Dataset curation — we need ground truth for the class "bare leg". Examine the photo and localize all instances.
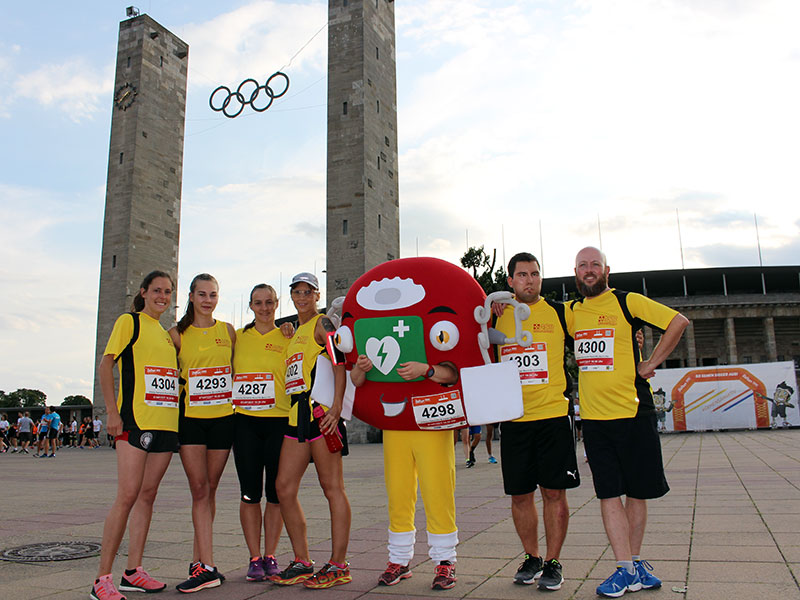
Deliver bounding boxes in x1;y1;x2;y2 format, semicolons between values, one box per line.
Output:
275;437;312;562
540;488;568;561
311;438;351;564
625;498;647;556
511;492;539;556
264;502;283;556
125;452;173;569
180;445;214;565
96;442;148;577
600;497;632;561
485;425;494;457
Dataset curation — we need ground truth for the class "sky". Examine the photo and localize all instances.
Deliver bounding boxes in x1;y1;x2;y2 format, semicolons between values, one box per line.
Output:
1;0;799;403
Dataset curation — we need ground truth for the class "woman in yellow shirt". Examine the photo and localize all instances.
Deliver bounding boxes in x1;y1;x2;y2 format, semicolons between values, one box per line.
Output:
169;273;235;593
271;272;351;589
232;284;292;581
92;270;178;600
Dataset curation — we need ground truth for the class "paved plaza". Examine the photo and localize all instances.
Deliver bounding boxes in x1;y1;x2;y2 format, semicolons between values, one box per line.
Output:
1;429;799;600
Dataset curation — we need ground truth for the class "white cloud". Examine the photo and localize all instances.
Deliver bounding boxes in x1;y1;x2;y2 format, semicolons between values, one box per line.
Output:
13;58;112;122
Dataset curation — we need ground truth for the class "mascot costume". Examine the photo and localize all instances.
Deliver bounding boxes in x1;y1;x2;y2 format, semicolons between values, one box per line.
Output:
332;257;529;586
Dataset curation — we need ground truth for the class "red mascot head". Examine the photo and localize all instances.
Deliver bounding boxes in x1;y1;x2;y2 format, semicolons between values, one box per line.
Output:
335;257;486;431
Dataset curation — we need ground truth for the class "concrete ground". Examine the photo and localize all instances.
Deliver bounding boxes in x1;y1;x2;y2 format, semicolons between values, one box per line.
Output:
1;429;799;600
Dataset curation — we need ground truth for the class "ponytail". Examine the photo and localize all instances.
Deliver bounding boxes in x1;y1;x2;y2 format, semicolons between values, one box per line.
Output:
131;270;174;312
176;273;218;334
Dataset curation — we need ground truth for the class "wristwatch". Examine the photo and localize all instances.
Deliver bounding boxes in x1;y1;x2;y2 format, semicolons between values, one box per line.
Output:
424;365;435;379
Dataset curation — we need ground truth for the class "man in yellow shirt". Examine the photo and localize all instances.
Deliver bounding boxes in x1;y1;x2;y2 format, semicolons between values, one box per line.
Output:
494;252;579;591
568;247;688;598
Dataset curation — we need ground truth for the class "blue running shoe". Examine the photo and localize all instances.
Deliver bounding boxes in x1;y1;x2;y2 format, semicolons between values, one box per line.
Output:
634;560;662;589
596;566;641;597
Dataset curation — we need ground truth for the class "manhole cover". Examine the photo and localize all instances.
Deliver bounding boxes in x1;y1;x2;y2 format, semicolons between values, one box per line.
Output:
0;541;101;563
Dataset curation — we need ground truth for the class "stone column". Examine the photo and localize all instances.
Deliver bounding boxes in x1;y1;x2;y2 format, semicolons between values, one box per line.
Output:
643;328;654;358
725;317;737;364
685;320;697;367
764;316;778;362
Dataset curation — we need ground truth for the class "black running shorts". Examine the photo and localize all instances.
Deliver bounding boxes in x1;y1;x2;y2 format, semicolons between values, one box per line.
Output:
500;416;580;495
232;413;287;504
117;429;179;453
178;414;235;450
582;412;669;500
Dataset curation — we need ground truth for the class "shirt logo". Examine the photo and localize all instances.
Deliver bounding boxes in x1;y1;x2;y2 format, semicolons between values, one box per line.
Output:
598;315;617;325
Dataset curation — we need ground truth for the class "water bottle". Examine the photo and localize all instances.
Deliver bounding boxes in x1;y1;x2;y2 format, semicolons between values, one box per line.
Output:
312;405;343;453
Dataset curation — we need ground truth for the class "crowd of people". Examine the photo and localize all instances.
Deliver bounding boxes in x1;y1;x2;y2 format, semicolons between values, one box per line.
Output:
82;245;686;600
1;412;105;456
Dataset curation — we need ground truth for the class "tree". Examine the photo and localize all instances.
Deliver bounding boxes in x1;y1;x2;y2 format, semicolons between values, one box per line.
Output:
0;390;13;409
460;245;508;294
7;388;47;408
62;395;92;406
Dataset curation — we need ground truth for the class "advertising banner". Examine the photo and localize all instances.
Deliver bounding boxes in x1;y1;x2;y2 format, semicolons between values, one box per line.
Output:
649;361;798;432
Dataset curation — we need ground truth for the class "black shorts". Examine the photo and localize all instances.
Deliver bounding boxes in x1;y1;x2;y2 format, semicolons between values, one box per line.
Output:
233;414;287;504
84;430;95;440
48;429;59;440
582;412;669;500
500;416;580;495
117;429;179;453
285;418;349;456
179;414;235;450
38;431;48;442
574;419;582;431
19;431;32;443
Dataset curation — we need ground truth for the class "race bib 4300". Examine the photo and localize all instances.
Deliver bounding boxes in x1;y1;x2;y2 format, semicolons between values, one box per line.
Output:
575;329;615;371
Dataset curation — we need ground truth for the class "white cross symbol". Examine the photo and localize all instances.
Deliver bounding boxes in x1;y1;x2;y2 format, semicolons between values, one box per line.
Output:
392;319;410;338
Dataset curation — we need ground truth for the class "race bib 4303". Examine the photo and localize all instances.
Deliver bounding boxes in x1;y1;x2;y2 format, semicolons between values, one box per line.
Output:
501;342;549;385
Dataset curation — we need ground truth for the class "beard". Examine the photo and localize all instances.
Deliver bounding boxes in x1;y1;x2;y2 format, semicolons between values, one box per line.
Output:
576;272;608;298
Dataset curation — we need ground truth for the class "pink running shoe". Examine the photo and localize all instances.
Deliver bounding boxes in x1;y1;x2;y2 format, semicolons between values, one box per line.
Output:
119;566;167;593
90;575;127;600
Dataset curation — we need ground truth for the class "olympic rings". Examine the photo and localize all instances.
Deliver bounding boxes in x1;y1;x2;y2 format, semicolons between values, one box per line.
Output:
209;72;290;118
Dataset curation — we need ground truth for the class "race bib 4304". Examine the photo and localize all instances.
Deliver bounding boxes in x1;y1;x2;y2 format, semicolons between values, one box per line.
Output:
144;366;179;407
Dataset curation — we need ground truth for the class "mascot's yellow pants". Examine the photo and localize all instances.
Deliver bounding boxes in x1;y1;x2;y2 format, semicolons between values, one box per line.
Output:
383;429;458;565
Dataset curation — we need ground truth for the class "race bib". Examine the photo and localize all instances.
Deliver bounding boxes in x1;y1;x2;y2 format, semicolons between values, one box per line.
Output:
500;342;549;385
232;372;276;410
575;329;615;371
285;352;307;394
187;366;232;406
144;366;179;407
412;390;467;430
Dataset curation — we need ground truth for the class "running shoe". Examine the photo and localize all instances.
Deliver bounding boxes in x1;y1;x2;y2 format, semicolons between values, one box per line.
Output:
245;557;266;582
270;559;314;585
119;566;167;593
431;560;456;590
303;562;352;589
263;555;280;577
378;562;412;586
538;559;564;591
187;562;199;577
23;448;29;453
634;560;662;589
91;575;127;600
596;566;642;598
465;459;474;468
514;553;543;585
176;563;222;593
488;455;497;464
48;453;55;458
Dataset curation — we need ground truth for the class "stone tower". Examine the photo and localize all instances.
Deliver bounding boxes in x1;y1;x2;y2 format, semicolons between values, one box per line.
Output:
326;0;400;303
92;14;188;407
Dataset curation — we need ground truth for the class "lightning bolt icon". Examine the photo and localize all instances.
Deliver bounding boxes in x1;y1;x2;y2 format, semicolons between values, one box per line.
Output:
377;342;389;367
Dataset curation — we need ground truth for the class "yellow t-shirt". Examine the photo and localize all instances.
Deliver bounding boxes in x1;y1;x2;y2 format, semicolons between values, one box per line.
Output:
232;326;290;418
178;321;234;419
104;312;179;432
567;289;678;420
284;314;325;427
495;298;571;421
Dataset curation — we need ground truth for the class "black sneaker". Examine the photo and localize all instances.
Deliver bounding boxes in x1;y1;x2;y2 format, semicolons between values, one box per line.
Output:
514;553;543;585
270;559;314;585
538;559;564;591
176;563;222;593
